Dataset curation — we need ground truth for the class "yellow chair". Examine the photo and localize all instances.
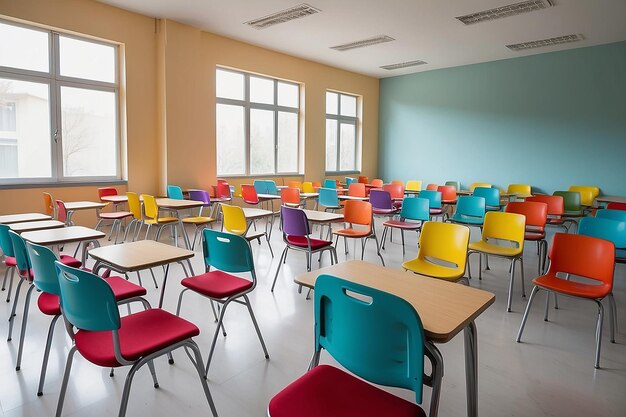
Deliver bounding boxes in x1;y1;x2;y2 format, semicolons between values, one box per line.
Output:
402;221;470;284
221;204;273;257
507;184;532;198
469;182;491;192
568;185;600;207
405;180;422;192
141;194;179;242
123;192;144;242
467;211;526;312
302;182;315;193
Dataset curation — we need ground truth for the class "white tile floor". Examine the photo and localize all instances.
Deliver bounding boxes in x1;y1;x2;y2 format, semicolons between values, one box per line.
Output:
1;216;625;417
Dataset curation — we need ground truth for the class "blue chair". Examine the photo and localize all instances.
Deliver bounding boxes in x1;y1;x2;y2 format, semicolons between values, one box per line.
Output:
167;185;184;200
176;229;269;375
323;179;337;189
0;223;17;302
265;180;279;195
596;208;626;223
253;179;270;195
268;274;443;417
54;262;218;417
345;177;357;187
449;196;486;227
473;187;501;211
418;190;444;220
382;197;430;254
318;187;341;212
579;216;626;263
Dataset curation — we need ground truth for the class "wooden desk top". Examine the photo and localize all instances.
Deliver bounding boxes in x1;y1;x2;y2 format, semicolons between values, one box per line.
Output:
64;201;107;211
100;195;128;203
22;226;105;246
242;207;274;220
295;260;495;343
596;195;626;204
9;220;65;233
89;240;194;272
0;213;51;224
303;209;344;223
156;198;204;209
338;195;369;201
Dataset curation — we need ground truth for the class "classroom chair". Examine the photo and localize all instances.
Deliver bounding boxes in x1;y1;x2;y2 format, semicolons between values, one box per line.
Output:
166;185;184;199
469;182;491;192
185;190;216;249
505;201;549;274
473;186;501;211
419;190;444;220
96;187;133;244
568;185;600;207
382;197;430;254
318;187;342;212
333;200;385;266
448;196;485;228
406;180;422;192
141;194;179;242
221;204;274;257
507;184;532;198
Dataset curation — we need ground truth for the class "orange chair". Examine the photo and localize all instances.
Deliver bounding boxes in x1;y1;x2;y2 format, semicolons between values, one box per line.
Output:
358;176;369;184
43;192;55;219
526;195;569;233
288;181;303;190
438;185;457;219
426;183;438;191
311;181;321;189
516;233;616;368
390;180;404;186
333;200;385;265
241;184;261;207
370;178;384;188
505;201;548;274
382;183;404;208
340;183;366;207
281;187;302;208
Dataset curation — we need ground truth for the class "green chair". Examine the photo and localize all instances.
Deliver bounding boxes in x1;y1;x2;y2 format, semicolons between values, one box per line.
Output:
553;190;584;231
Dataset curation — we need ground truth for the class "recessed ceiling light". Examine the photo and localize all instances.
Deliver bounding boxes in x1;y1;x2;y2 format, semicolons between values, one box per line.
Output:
456;0;554;25
245;4;320;29
330;35;395;52
506;34;584;51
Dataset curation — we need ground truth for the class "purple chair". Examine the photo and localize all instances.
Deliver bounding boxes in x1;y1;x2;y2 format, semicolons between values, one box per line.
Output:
186;190;216;249
369;190;398;216
271;206;338;292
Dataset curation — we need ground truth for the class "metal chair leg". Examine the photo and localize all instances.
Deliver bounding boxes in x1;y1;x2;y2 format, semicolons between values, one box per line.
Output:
594;301;605;369
516;286;540;342
55;345;78;417
15;284;35;370
271;247;288;292
243;294;269;359
38;314;61;396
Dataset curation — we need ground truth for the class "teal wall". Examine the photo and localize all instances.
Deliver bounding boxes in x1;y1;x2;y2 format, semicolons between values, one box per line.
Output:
379;41;626;196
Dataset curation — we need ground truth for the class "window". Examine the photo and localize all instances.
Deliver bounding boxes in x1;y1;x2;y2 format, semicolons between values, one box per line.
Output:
216;68;300;176
0;19;120;183
325;91;360;173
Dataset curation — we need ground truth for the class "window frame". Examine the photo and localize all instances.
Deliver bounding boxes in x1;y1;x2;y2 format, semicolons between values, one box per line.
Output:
216;67;301;177
0;18;122;186
325;90;360;174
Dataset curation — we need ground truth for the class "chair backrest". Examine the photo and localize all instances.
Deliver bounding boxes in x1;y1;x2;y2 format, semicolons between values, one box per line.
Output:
473;186;500;207
167;185;184;200
357;176;369;184
481;211;525;250
607;202;626;211
426;183;438;191
56;200;68;224
345;177;357;187
370;178;384;188
302;181;315;193
188;189;211;206
391;180;404;186
126;192;143;220
445;181;460;190
43;192;55;218
507;184;531;196
216;181;232;198
281;187;301;205
323;179;337;189
369;190;393;210
470;182;491;192
314;274;425;402
437;185;457;202
526;194;564;217
318;188;339;208
220;204;247;234
202;229;255;274
418;221;470;275
596;209;626;223
311;181;321;189
405;180;422;191
241;184;260;204
568;185;600;206
26;241;61;295
141;194;159;220
455;196;486;220
253;180;268;195
418;190;442;209
553;191;582;212
8;230;31;274
280;205;311;237
343;200;372;227
55;262;120;332
547;233;614;288
98;187;118;201
347;182;366;197
288;181;302;190
399;197;430;222
265;180;279;195
382;183;404;200
505;201;548;230
578;217;626;250
0;224;15;258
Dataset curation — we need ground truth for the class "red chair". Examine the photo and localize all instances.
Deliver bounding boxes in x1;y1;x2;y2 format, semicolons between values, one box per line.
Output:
426;183;438;191
516;233;617;368
505;201;549;274
526;194;568;233
383;183;405;208
358;176;369;184
607;202;626;211
438;185;457;219
241;184;261;206
281;187;302;208
96;187;133;244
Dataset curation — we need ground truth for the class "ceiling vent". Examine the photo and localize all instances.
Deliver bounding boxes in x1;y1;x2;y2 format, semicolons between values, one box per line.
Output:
456;0;553;25
245;4;320;29
506;34;583;51
380;60;428;70
330;35;395;51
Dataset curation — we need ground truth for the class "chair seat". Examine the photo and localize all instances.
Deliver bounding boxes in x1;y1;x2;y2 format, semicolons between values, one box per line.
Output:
286;235;333;250
268;364;425;417
74;308;199;367
450;215;484;225
4;256;16;267
182;216;215;225
145;217;178;225
485;206;501;212
211;197;231;203
563;211;584;218
38;292;61;316
372;208;397;215
533;274;612;299
524;231;546;241
429;208;443;215
468;241;522;257
383;220;422;230
547;218;565;225
105;275;148;299
402;258;464;281
333;228;371;238
60;255;82;268
181;270;253;299
98;211;133;220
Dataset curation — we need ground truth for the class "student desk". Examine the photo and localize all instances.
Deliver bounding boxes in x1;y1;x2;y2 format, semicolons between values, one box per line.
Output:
302;209;343;239
295;260;495;417
21;226;105;265
0;213;51;224
9;220;65;233
155;198;205;249
63;201;107;225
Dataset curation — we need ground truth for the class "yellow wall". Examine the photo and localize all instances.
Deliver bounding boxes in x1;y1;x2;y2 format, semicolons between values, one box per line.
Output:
0;0;379;221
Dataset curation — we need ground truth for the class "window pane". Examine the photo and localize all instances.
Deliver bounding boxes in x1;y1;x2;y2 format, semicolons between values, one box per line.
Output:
277;112;298;173
59;36;115;83
0;78;51;178
339;122;356;171
326;92;338;115
325;119;337;172
216;69;244;100
250;76;274;105
0;22;49;73
61;86;117;177
278;82;298;108
340;94;357;117
250;108;274;174
216;104;245;175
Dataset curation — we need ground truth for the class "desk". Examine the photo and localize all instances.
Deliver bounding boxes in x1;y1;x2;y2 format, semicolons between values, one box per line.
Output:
0;213;51;224
89;240;194;308
595;195;626;205
303;209;344;239
338;195;368;201
156;198;204;249
404;189;421;196
64;201;107;225
21;226;105;265
9;220;65;233
295;260;495;417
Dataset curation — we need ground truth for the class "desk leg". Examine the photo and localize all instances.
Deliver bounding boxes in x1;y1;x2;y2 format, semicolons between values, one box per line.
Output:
158;264;170;308
464;321;478;417
176;214;191;249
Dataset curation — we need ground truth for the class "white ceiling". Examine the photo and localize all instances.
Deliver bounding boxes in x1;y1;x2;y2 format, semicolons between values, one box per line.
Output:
97;0;626;78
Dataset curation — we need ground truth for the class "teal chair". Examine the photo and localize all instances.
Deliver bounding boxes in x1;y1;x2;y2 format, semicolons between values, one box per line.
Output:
176;229;269;375
167;185;184;200
382;197;430;254
0;223;17;302
449;196;486;227
265;180;279;195
323;179;337;189
418;190;444;220
579;216;626;263
268;274;443;417
345;177;357;187
596;209;626;223
318;187;341;212
473;187;501;211
54;261;218;417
